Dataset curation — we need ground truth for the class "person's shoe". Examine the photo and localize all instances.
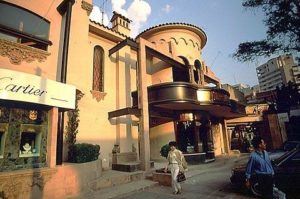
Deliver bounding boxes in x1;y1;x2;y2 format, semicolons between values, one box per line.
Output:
177;189;182;194
173;191;179;195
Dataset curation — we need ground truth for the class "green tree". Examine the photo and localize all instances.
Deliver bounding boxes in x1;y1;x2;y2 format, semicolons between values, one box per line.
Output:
65;91;83;162
233;0;300;62
276;81;300;112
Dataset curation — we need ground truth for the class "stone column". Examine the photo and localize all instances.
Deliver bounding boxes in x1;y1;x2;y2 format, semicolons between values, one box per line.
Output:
221;119;230;154
136;38;151;171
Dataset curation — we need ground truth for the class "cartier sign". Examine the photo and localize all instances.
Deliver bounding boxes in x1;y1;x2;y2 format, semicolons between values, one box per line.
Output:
0;68;76;109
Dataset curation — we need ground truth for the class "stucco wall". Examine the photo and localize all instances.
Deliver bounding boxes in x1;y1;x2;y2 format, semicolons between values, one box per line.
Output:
66;1;139;168
149;122;175;161
0;159;102;199
142;28;203;66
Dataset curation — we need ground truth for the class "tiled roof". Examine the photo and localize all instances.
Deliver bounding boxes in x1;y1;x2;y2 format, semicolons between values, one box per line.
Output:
136;22;207;47
110;11;132;23
89;20;135;40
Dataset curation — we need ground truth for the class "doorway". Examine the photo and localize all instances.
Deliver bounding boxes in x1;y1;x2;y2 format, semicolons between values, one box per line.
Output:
176;121;195;153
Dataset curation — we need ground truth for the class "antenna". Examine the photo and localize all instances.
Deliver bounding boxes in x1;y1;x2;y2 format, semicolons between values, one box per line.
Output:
100;0;109;24
210;51;221;68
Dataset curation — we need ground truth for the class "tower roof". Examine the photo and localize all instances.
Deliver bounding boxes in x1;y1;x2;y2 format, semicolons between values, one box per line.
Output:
110;11;132;23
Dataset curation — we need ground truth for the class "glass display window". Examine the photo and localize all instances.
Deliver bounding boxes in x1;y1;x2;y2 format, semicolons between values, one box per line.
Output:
19;125;42;157
0;123;8;159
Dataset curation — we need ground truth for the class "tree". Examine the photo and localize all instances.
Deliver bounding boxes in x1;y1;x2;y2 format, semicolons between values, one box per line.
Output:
233;0;300;62
65;91;84;162
276;81;300;112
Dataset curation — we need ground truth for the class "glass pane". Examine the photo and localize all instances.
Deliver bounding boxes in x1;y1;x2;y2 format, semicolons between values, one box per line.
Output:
0;32;18;42
0;2;50;40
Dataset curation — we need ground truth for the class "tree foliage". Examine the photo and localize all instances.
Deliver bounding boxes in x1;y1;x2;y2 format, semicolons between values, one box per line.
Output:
65;93;81;162
234;0;300;62
276;81;300;112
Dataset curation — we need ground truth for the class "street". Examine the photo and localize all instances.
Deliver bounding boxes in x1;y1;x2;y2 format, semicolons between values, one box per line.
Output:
116;155;255;199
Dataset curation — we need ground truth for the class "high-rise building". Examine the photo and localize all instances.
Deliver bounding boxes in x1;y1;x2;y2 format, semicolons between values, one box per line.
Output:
256;54;299;92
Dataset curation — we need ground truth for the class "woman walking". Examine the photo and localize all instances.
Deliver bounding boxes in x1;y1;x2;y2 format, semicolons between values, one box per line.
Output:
164;141;187;194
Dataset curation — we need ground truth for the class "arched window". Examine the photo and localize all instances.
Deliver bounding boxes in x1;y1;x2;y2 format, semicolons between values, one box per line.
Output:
194;60;201;84
173;56;190;83
93;46;104;92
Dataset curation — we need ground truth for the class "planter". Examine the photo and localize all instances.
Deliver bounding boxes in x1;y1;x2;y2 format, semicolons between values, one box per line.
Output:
153;168;171;186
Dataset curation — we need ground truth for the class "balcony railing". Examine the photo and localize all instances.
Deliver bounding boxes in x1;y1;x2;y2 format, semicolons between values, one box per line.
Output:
132;82;231;107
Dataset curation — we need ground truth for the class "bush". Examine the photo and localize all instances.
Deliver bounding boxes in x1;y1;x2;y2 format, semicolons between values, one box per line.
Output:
69;143;100;163
160;144;170;159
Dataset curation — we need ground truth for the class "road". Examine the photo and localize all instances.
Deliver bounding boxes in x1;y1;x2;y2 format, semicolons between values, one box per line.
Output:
116;154;256;199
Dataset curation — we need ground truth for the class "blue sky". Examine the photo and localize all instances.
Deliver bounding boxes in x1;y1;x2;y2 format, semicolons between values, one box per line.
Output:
93;0;269;86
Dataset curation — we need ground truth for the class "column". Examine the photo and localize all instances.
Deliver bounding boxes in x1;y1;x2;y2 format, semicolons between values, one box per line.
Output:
136;38;150;171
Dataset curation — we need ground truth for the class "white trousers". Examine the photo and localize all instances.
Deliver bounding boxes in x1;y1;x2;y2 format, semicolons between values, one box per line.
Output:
170;164;181;192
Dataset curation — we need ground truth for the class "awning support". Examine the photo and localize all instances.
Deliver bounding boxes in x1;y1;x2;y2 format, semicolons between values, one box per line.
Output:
108;107;141;119
109;38;138;56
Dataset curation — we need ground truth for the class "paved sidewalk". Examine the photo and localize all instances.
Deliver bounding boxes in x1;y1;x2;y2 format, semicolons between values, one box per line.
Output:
70;153;249;199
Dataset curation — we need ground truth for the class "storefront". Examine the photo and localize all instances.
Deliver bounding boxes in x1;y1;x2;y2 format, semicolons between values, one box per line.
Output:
0;68;76;171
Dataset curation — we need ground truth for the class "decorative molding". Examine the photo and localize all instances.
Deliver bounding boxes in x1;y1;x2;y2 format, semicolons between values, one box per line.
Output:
0;39;50;65
76;89;85;101
90;90;107;102
81;1;93;16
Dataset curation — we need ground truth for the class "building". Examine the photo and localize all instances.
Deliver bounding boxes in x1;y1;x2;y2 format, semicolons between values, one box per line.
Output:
256;54;299;92
292;64;300;92
222;84;247;105
0;0;245;198
0;0;84;198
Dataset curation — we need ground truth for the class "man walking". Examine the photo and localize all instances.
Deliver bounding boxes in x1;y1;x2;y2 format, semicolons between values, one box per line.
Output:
245;136;274;199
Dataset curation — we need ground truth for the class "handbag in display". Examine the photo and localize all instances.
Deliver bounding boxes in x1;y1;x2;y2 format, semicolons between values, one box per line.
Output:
177;172;186;182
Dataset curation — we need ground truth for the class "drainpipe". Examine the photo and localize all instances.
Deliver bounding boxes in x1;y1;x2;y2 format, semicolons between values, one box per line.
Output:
56;0;75;165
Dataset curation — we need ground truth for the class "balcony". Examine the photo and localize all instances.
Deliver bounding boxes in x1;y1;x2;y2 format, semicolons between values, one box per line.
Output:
132;82;245;119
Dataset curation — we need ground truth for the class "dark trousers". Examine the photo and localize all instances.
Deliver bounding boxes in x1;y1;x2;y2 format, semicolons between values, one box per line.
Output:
257;174;274;199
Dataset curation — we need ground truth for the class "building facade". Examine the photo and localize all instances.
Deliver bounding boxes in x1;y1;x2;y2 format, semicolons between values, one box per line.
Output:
256;54;299;92
0;0;245;198
67;4;245;169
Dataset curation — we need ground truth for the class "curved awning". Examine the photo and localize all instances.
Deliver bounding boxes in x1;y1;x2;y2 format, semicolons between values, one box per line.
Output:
132;82;246;119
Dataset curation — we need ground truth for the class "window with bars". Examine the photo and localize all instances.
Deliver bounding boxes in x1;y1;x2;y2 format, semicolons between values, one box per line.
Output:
93;46;104;92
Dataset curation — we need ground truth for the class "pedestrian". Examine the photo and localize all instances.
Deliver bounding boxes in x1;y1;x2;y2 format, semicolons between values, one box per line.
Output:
164;141;187;194
245;136;274;199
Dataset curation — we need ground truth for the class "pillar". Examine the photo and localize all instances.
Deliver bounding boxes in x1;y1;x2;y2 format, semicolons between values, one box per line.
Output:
137;38;151;171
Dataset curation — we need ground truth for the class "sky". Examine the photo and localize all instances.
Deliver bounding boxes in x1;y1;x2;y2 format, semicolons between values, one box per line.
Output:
91;0;270;87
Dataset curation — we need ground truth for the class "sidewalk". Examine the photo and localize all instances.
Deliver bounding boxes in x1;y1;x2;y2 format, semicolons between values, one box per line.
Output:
71;153;249;199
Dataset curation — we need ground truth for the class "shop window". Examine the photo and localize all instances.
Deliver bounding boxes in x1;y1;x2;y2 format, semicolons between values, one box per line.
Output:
93;45;104;92
0;123;8;159
0;1;51;50
19;125;42;157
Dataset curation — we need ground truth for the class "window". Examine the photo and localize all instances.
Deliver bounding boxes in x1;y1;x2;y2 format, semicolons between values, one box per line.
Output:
0;123;8;159
288;151;300;167
19;129;42;157
93;46;104;92
0;1;51;50
194;60;201;84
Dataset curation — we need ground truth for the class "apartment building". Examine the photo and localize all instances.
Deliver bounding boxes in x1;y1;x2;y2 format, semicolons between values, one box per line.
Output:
256;54;299;92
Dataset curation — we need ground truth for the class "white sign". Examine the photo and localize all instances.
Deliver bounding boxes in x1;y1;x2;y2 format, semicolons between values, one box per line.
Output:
0;68;76;109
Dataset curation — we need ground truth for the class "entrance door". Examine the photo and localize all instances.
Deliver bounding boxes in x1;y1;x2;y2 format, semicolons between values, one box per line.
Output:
176;121;195;153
